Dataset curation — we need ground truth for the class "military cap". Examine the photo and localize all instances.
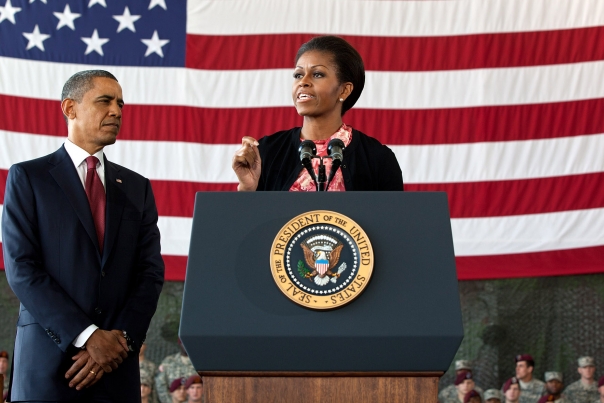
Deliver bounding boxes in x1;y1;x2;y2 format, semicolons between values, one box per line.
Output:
140;372;153;387
455;360;472;371
503;377;520;393
464;390;481;403
455;370;473;386
484;388;504;401
169;377;187;393
544;371;563;382
578;356;595;367
598;375;604;388
0;351;8;359
537;395;556;403
185;375;202;389
515;354;534;363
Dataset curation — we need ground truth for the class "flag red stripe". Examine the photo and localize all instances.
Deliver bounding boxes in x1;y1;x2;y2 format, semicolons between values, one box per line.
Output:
406;173;604;218
185;27;604;71
2;173;603;219
3;94;604;145
0;245;189;281
456;245;604;280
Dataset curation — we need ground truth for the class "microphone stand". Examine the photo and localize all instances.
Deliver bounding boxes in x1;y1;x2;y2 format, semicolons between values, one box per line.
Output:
316;157;327;192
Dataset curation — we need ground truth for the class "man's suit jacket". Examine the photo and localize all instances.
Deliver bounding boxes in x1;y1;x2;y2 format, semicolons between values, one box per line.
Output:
1;145;165;402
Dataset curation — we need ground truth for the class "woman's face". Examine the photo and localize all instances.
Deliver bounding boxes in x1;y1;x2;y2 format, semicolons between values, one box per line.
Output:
292;50;351;118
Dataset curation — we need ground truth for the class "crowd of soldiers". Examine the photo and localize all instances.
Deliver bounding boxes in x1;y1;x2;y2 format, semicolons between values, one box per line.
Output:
439;355;604;403
139;341;200;403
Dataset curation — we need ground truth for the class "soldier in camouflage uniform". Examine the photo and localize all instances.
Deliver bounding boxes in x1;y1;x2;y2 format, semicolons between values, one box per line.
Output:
138;343;159;403
141;371;154;403
442;371;477;403
440;360;485;402
564;356;598;403
0;351;9;394
507;354;545;403
155;343;196;403
539;371;568;403
503;377;522;403
593;376;604;403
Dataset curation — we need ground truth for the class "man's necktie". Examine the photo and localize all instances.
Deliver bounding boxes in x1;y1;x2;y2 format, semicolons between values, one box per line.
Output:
85;156;106;253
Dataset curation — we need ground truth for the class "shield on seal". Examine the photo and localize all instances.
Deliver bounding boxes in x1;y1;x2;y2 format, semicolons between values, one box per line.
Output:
315;259;329;276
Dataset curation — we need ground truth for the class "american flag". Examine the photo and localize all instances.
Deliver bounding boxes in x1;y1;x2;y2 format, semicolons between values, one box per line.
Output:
1;0;603;280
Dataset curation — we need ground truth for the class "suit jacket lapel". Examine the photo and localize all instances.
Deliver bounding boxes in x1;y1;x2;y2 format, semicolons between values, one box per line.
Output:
102;157;125;267
48;146;101;258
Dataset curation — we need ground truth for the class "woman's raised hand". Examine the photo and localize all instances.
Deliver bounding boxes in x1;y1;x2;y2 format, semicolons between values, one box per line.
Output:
232;136;261;191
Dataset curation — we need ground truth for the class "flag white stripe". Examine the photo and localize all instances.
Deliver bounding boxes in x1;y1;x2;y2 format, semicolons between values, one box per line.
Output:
2;130;603;184
451;207;604;256
187;0;604;37
4;204;600;257
3;57;604;109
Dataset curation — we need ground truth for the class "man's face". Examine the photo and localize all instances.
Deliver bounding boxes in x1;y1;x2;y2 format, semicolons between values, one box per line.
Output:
599;384;604;397
515;361;532;379
546;379;563;395
457;379;475;395
65;77;123;153
171;385;187;402
0;357;8;374
187;383;203;402
578;366;595;380
505;384;520;402
141;384;151;398
468;397;481;403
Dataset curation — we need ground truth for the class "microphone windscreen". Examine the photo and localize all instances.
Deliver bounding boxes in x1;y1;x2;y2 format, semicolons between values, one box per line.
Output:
299;140;317;162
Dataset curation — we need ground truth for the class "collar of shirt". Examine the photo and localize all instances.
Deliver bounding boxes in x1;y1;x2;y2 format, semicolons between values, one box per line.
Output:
64;139;106;189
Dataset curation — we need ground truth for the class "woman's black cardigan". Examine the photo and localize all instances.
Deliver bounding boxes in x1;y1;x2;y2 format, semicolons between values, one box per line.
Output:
256;128;404;191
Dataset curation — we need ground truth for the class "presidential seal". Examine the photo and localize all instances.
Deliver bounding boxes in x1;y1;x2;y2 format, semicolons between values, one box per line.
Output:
270;210;374;309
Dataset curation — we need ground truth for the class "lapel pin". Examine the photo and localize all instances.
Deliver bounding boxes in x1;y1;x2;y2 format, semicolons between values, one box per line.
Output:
116;179;122;183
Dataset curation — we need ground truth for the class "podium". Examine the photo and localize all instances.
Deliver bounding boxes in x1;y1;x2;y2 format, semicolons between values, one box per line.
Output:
180;192;463;402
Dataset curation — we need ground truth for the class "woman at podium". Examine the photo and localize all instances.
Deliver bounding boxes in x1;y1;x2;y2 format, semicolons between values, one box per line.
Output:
232;35;403;192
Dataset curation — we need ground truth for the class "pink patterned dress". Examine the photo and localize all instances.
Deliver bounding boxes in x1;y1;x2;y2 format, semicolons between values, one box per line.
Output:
290;124;352;192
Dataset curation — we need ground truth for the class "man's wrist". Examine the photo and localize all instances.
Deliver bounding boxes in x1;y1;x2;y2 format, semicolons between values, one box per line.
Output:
122;330;135;352
72;324;98;348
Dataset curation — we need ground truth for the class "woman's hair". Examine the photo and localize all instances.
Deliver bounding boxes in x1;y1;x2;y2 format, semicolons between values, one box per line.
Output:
295;36;365;116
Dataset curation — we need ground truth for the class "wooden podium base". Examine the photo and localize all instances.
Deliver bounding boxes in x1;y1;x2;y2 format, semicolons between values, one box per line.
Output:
201;372;442;403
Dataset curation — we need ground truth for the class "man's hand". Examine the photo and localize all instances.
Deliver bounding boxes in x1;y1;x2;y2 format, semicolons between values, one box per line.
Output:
65;350;104;390
84;329;128;373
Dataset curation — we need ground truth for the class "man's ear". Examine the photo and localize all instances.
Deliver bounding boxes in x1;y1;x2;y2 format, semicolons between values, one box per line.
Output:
61;98;76;121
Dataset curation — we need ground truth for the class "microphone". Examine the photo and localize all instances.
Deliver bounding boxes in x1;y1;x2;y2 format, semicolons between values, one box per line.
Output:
298;140;318;185
326;139;345;189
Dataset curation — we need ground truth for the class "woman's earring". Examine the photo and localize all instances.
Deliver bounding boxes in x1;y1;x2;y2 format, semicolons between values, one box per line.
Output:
339;98;344;102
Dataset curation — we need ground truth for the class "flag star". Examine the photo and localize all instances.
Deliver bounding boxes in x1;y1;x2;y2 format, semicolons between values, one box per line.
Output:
0;0;22;24
113;6;140;33
53;4;81;30
22;24;51;51
148;0;166;10
81;29;109;56
29;0;47;3
141;30;169;57
88;0;106;8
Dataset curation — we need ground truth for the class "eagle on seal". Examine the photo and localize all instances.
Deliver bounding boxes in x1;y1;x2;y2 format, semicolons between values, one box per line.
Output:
301;235;344;286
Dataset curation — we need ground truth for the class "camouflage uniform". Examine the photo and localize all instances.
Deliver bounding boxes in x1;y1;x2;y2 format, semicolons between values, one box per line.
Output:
140;358;159;403
564;381;599;403
518;379;546;403
439;384;484;403
155;353;196;403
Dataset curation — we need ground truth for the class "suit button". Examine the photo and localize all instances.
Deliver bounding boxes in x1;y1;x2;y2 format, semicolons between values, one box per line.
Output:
101;270;106;277
95;307;102;315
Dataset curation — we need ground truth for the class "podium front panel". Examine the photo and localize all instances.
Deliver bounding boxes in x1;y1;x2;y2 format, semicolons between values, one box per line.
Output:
180;192;463;372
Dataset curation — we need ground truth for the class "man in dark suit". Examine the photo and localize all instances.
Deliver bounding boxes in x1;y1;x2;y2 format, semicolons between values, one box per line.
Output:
2;70;165;402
